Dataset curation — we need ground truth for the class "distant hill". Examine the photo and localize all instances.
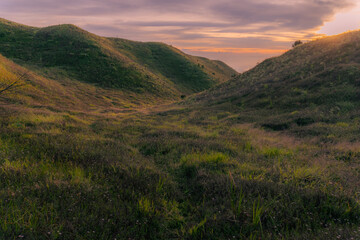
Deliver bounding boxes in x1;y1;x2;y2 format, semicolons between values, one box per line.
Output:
0;18;237;97
190;30;360;135
109;38;236;93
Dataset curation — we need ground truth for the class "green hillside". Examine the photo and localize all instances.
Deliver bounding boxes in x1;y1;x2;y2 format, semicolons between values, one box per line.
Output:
0;18;236;96
110;38;235;92
191;30;360;138
0;53;167;115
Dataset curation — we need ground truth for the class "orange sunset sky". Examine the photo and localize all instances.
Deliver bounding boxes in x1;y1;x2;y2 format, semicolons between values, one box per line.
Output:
0;0;359;71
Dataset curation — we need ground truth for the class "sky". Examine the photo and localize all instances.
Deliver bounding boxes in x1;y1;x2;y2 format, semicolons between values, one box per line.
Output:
0;0;359;72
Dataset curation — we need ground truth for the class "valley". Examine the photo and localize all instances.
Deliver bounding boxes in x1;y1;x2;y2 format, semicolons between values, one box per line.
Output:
1;18;360;240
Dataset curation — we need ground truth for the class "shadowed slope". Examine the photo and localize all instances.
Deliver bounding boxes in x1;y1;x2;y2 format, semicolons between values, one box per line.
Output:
110;38;236;93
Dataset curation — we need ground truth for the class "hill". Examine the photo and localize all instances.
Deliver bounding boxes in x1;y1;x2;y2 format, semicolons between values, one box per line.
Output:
0;18;236;97
110;38;235;93
189;30;360;139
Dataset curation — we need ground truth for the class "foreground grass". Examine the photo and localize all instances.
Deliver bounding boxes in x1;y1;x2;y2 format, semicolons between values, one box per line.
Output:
1;106;360;240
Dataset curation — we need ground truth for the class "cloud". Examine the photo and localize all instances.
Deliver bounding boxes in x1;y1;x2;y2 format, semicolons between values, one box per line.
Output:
0;0;355;71
210;0;353;29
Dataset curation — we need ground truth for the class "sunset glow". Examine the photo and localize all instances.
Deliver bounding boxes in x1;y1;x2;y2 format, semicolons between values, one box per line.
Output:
181;47;287;54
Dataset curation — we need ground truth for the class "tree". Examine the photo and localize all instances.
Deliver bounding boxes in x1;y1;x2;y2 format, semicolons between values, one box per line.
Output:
0;72;28;120
0;72;28;97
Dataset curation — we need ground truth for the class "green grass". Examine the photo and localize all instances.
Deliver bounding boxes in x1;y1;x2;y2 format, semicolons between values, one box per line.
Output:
1;107;360;239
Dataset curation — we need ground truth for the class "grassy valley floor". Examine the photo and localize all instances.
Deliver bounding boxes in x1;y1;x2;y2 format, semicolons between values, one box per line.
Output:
1;102;360;239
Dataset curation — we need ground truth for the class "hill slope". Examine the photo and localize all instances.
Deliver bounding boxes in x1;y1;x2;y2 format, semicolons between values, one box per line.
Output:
0;18;236;97
0;53;164;114
190;30;360;138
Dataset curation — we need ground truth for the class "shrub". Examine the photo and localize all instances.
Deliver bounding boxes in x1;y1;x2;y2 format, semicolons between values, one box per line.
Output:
292;40;303;48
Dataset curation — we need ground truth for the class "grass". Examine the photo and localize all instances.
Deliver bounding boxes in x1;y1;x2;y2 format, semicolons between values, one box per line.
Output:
1;105;360;239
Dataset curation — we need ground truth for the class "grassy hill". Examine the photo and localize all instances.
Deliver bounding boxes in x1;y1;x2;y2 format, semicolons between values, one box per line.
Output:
110;39;234;93
190;30;360;139
0;18;236;97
